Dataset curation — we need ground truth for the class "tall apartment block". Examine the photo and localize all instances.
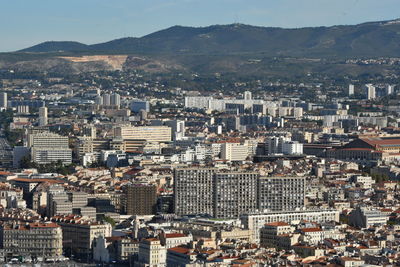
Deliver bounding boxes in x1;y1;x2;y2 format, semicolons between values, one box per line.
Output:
0;92;7;109
214;171;258;218
114;126;171;142
103;93;111;106
175;168;307;218
111;93;121;107
174;168;215;216
348;84;354;96
175;168;259;218
165;120;185;141
258;176;306;212
386;84;395;96
220;143;249;161
365;84;376;100
28;132;72;165
38;106;48;126
126;183;157;215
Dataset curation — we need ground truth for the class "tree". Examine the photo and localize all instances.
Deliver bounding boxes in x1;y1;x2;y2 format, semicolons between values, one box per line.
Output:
19;156;38;169
103;216;116;227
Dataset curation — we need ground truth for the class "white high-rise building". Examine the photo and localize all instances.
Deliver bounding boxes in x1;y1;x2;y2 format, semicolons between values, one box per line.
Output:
103;94;111;106
365;84;376;100
0;92;7;109
111;93;121;107
265;136;290;154
386;84;395;96
165;120;185;140
348;84;354;96
28;132;72;165
38;106;48;126
282;141;303;155
94;95;103;105
244;91;252;100
221;142;249;161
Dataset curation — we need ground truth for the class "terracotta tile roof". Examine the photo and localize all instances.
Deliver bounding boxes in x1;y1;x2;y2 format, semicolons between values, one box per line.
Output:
361;137;400;147
300;227;323;232
168;246;191;254
265;222;289;227
12;178;64;184
165;233;187;238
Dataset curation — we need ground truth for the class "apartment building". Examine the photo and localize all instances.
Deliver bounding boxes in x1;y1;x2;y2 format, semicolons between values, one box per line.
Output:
137;238;166;267
75;137;111;159
114;126;171;142
241;209;340;243
0;92;7;109
38;106;48;126
214;171;258;218
174;168;258;218
28;132;69;148
174;168;216;216
220;143;249;161
260;222;297;249
126;184;157;215
52;215;112;259
31;148;72;165
258;176;306;212
28;132;72;164
0;222;63;258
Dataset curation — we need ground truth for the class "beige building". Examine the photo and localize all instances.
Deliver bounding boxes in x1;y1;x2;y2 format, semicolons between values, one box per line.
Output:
0;222;63;258
159;232;192;249
52;215;112;258
241;209;340;243
28;132;68;148
220;142;249;161
75;137;111;159
110;138;146;152
260;222;298;250
116;237;139;262
299;227;343;245
28;132;72;165
137;238;166;267
172;221;252;243
114;126;171;142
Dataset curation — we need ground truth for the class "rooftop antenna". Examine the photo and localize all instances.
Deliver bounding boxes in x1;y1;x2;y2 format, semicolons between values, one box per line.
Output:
234;13;240;25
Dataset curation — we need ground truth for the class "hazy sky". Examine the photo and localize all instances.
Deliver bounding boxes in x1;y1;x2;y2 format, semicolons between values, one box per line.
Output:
1;0;399;52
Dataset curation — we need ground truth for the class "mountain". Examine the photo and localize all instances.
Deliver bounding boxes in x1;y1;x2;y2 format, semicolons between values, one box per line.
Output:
18;19;400;58
19;41;89;53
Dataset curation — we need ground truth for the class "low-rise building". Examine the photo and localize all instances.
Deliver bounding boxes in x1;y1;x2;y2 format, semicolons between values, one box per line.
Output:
349;206;388;228
260;222;298;249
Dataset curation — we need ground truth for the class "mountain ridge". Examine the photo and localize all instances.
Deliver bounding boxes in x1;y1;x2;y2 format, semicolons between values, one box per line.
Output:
18;19;400;58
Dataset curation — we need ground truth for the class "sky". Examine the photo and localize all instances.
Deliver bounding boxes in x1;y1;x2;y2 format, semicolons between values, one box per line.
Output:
1;0;399;52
